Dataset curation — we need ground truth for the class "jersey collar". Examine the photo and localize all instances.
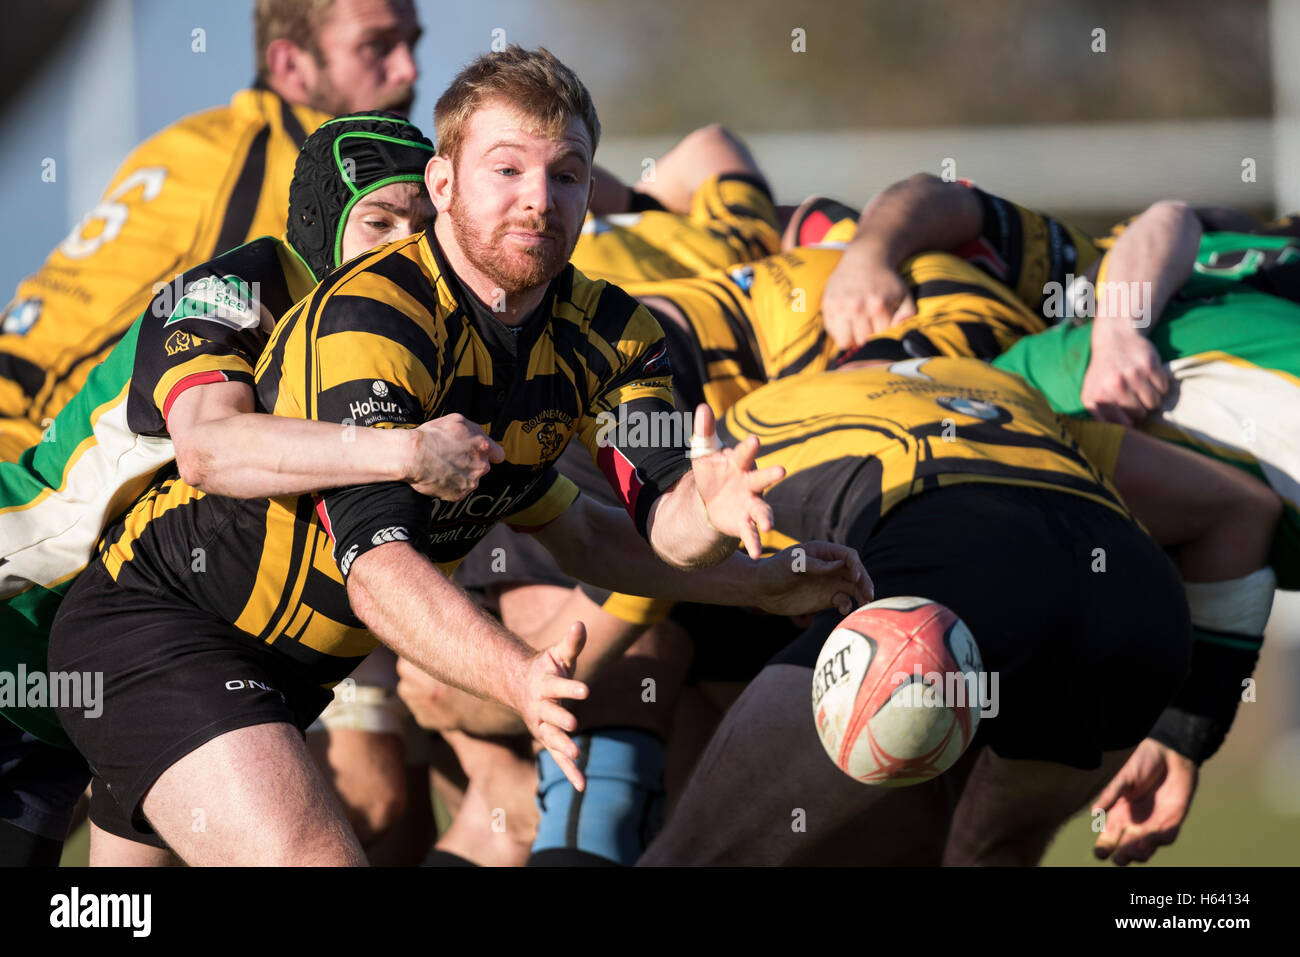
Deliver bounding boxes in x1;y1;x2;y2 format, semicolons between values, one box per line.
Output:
425;226;563;361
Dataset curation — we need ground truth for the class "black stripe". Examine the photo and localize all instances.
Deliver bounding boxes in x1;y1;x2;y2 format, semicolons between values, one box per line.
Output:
214;126;270;257
911;417;1096;470
370;250;446;320
0;351;47;401
776;330;831;378
316;295;441;372
564;733;593;849
913;458;1124;507
911;279;1013;304
737;415;905;459
955;321;1004;359
700;280;766;380
258;495;317;643
714;171;775;204
279;98;308;149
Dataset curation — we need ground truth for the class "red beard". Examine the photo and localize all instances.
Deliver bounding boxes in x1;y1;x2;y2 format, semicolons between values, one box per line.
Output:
447;191;574;297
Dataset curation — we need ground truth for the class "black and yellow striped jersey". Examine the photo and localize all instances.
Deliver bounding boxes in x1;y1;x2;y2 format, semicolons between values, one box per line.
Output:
0;88;331;430
622;247;1047;415
570;173;781;285
719;356;1129;554
127;236;317;436
951;185;1101;319
95;228;689;684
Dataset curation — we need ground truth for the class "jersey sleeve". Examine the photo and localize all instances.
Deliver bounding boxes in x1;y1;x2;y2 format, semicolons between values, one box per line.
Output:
575;289;692;538
503;470;580;532
284;291;439;581
126;273;270;436
956;184;1102;320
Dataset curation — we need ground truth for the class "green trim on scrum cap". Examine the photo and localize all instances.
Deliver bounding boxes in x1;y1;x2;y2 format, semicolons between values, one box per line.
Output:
332;131;436;196
332;172;429;269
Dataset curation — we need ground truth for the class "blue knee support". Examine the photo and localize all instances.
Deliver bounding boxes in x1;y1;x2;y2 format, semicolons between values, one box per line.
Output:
532;727;664;866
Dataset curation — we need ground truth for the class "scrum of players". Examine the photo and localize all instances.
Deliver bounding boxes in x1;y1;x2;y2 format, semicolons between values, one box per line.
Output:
0;0;1292;867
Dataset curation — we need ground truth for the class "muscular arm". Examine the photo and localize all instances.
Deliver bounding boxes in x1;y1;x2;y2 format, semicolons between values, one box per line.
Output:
1083;200;1202;425
397;587;646;737
167;380;501;499
346;542;588;780
822;173;983;347
532;492;870;615
851;172;984;267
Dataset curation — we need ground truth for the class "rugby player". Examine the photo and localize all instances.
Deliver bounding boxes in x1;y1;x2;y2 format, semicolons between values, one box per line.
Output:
0;112;500;866
806;174;1290;863
0;0;421;459
996;222;1300;864
636;348;1279;866
47;46;868;867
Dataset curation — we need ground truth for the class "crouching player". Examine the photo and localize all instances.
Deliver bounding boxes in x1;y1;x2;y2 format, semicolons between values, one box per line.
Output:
995;222;1300;864
641;353;1278;865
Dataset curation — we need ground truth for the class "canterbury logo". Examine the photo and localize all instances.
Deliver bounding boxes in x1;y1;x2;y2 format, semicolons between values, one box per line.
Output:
371;526;410;545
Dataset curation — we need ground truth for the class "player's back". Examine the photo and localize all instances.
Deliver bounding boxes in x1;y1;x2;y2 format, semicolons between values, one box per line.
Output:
720;357;1127;551
0;88;331;439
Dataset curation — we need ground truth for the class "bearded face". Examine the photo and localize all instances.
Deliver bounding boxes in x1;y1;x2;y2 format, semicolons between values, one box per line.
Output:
432;99;594;303
446;187;576;296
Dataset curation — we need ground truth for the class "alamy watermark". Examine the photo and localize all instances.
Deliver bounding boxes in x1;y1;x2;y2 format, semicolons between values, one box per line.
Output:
0;667;102;718
889;664;1000;718
1043;275;1154;327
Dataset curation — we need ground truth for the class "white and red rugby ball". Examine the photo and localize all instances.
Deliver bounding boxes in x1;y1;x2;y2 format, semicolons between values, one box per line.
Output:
812;596;983;786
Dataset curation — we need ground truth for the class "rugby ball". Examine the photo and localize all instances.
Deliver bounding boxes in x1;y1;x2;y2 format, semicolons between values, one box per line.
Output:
811;596;983;786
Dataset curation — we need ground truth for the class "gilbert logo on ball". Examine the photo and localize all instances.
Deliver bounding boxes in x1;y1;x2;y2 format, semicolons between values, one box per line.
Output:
811;596;983;787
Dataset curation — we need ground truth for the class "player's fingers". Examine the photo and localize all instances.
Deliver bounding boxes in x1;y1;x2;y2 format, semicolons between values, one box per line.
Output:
1093;770;1134;814
1091;400;1133;428
1115;829;1159;866
740;520;763;561
1130;376;1163;414
692;403;717;442
486;437;506;463
730;435;761;474
545;742;586;792
893;293;917;323
540;675;589;702
745;464;785;492
551;621;587;673
803;556;846;574
537;700;578;733
852;313;874;348
536;718;579;757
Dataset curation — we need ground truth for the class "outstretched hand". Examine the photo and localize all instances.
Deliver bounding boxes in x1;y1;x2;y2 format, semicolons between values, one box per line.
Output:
517;621;590;791
688;404;785;559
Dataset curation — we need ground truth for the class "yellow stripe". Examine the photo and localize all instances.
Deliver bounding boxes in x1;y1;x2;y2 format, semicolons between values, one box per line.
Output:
103;480;205;580
505;474;579;529
313;331;437;401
